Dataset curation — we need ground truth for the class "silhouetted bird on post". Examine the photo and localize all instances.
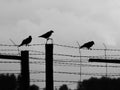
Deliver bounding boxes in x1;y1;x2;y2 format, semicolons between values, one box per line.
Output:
18;36;32;47
38;30;54;41
80;41;95;50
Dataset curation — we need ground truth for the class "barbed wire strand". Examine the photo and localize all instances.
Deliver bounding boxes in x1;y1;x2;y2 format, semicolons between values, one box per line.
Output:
1;43;120;51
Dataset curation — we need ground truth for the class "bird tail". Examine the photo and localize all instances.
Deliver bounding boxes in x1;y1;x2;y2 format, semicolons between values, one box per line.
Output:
18;44;22;47
79;46;83;49
38;36;42;38
18;45;21;47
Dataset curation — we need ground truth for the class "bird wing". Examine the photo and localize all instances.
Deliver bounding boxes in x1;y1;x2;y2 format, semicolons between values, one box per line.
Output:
39;31;52;39
19;37;32;47
80;41;94;49
25;37;32;45
80;43;88;48
19;39;26;47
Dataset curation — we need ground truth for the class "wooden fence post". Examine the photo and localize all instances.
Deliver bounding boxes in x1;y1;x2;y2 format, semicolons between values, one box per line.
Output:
21;51;30;90
45;44;54;90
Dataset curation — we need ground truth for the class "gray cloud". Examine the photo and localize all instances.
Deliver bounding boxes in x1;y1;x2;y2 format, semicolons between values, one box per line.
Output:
0;0;120;47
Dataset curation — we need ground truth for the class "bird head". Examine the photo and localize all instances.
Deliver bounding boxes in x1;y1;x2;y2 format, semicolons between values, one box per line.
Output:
50;30;54;33
29;35;32;39
91;41;95;44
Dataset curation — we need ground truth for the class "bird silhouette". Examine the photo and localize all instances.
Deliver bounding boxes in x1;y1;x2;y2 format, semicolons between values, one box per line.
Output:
18;36;32;47
80;41;95;50
38;30;54;40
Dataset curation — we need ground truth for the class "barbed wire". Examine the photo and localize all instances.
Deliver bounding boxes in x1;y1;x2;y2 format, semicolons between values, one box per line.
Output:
0;44;17;47
0;44;120;60
53;62;120;68
0;44;45;47
29;50;45;54
29;57;45;60
1;43;120;87
0;59;120;68
0;72;20;74
1;69;120;77
0;49;45;55
32;71;120;76
53;53;100;58
29;53;45;55
54;44;120;51
0;53;20;56
30;79;78;83
0;49;18;52
1;43;120;52
54;44;78;49
0;61;20;63
29;71;106;76
1;52;120;61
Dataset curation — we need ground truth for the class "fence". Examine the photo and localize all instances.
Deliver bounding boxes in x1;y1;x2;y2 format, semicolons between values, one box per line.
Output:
0;43;120;89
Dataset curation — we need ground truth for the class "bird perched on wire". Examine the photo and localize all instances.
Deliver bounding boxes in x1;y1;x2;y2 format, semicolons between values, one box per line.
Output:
38;30;54;41
18;36;32;47
80;41;95;50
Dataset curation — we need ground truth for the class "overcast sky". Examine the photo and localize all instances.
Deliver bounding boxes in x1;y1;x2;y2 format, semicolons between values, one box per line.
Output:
1;0;120;89
0;0;120;48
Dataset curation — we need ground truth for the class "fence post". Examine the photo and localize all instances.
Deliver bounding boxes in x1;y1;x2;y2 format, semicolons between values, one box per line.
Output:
20;51;30;90
45;44;54;90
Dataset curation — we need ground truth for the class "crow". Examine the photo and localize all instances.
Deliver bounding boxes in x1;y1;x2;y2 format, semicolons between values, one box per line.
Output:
38;30;54;40
18;36;32;47
80;41;95;50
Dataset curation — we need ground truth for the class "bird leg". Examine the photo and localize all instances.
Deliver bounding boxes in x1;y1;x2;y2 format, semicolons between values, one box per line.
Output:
46;38;52;40
26;44;30;47
89;48;92;50
46;38;53;44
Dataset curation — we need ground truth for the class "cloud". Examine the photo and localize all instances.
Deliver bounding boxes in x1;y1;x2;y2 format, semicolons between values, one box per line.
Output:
0;0;120;47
